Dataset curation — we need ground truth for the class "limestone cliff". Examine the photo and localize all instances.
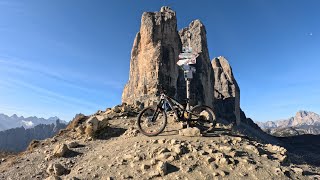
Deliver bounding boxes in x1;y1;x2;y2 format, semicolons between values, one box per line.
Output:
178;20;215;107
212;56;240;124
122;6;181;106
122;7;215;108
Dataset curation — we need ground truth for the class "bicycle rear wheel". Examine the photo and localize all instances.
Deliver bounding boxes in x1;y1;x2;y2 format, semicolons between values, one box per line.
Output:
189;105;216;133
137;106;167;136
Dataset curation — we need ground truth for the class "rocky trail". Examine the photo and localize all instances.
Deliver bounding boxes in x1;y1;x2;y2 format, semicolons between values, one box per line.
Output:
0;106;319;180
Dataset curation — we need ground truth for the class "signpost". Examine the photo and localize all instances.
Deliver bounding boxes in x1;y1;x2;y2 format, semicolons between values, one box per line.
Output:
176;31;199;128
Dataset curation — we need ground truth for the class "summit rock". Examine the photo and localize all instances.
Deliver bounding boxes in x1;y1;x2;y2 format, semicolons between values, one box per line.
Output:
212;56;240;124
122;7;215;108
122;6;181;106
178;20;215;107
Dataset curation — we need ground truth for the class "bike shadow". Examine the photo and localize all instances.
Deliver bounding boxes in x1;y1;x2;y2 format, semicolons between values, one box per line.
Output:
159;129;180;136
202;127;235;138
158;127;239;138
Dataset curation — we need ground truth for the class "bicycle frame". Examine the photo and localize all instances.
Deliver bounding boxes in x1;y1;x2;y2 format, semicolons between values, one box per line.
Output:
157;93;193;122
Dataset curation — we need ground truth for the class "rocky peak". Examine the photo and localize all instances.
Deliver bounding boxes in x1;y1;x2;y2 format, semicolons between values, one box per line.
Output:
257;111;320;130
295;110;309;119
292;110;320;127
177;20;214;107
122;7;181;106
160;6;174;13
212;56;240;124
122;7;216;107
0;120;66;152
10;114;18;119
212;56;239;98
179;19;208;53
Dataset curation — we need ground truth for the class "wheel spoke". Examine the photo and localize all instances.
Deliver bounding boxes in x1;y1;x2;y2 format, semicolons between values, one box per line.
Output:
190;106;216;133
137;106;167;136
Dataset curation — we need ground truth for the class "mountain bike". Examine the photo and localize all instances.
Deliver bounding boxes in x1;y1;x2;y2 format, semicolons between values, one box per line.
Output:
137;91;216;136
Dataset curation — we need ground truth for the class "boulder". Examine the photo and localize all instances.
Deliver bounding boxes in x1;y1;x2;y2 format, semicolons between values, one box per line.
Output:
67;141;79;148
84;116;109;137
53;143;70;157
112;105;121;113
46;163;69;176
179;127;201;137
157;161;168;176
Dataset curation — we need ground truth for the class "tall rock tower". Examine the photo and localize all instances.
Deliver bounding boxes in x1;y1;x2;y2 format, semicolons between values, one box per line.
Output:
122;7;215;108
122;7;243;125
178;20;215;107
212;56;240;124
122;7;181;106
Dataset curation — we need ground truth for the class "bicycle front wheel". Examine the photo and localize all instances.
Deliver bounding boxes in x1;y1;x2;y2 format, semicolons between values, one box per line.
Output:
189;105;216;133
137;106;167;136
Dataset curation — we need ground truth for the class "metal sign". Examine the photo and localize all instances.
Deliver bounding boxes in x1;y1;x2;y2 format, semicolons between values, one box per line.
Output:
177;47;199;67
177;36;199;81
177;58;196;66
180;64;196;72
178;53;197;59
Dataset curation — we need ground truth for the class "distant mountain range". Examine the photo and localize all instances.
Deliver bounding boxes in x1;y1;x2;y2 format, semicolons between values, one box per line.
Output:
0;113;66;131
256;111;320;137
0;120;67;152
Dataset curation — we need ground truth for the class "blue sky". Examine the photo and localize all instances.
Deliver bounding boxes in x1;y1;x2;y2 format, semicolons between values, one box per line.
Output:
0;0;319;122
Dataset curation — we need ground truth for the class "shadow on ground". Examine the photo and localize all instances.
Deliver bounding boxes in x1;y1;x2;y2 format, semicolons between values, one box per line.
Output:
63;150;82;158
278;134;320;166
96;126;127;140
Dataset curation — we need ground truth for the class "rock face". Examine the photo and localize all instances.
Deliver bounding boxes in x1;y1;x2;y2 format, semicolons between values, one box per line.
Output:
122;6;181;106
122;7;215;108
212;56;240;124
178;20;215;107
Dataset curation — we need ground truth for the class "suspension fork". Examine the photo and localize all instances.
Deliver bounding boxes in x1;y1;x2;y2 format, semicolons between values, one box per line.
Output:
151;100;164;122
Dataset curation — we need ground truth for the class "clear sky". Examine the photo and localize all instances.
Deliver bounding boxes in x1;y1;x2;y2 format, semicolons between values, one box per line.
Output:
0;0;319;122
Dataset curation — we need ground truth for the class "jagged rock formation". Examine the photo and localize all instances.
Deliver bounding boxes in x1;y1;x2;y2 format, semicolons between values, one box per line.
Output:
257;111;320;129
0;113;63;131
266;126;320;137
122;7;215;108
0;120;66;152
256;111;320;136
212;56;240;124
178;20;215;106
122;6;181;106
